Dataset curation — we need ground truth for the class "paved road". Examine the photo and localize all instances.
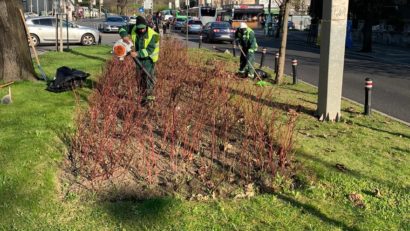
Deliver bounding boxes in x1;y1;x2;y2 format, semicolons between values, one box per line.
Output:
36;18;410;123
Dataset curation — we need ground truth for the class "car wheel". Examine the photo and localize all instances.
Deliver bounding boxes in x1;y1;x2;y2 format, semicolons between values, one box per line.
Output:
30;34;39;47
81;33;95;46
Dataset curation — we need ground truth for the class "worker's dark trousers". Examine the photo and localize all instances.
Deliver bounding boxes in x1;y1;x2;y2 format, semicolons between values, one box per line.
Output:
239;50;248;72
239;49;255;76
138;59;156;97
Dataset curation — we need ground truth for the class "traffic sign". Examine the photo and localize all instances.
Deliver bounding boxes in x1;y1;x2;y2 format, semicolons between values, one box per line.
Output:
139;7;144;13
143;0;152;10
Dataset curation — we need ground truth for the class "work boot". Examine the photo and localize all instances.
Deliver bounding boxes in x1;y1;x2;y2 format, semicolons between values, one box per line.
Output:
141;95;155;107
236;70;246;78
146;95;155;101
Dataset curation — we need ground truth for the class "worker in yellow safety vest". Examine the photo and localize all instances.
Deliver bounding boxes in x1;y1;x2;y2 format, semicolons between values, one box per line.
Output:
235;22;258;78
119;16;160;103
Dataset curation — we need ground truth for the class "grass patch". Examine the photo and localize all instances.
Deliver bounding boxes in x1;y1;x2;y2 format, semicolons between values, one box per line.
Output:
0;45;409;230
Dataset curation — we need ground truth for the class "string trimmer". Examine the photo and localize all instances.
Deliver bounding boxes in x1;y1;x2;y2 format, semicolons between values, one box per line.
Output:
237;44;272;86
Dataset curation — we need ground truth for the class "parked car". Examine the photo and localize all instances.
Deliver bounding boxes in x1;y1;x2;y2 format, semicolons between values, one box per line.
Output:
24;12;38;18
288;21;295;30
201;22;235;43
99;16;127;32
26;17;100;46
173;18;187;30
120;15;130;23
181;20;202;34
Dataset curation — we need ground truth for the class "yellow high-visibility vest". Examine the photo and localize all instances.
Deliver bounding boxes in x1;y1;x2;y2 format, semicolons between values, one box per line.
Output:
131;27;160;62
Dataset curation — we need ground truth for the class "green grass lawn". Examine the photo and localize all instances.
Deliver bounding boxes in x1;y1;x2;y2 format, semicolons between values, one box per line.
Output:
0;46;409;230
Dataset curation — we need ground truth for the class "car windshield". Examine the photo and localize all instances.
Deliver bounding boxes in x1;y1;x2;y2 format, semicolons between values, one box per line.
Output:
54;19;72;27
177;18;185;22
107;17;123;22
211;22;230;28
189;21;202;25
39;18;54;26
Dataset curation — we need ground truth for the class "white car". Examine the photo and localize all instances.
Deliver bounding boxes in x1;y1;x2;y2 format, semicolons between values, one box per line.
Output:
129;16;137;25
26;17;100;46
163;14;173;21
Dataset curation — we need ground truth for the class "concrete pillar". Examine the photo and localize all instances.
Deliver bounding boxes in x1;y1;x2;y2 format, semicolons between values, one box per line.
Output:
317;0;349;121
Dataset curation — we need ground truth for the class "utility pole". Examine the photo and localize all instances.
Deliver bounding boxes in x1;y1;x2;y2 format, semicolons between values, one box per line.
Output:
186;0;189;48
317;0;349;121
99;0;103;18
89;0;94;18
268;0;271;25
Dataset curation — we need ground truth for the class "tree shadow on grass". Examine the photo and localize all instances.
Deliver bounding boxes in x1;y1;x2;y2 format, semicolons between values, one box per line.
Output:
298;151;408;191
272;192;359;231
298;97;317;105
228;87;316;116
282;86;317;96
101;197;181;226
392;146;410;154
355;122;410;140
67;49;108;62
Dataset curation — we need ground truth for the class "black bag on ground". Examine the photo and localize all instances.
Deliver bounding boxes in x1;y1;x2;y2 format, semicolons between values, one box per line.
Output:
254;69;271;79
46;66;90;93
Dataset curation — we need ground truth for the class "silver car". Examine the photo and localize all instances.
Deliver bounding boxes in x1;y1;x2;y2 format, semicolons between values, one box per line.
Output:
181;20;202;34
99;16;127;32
173;18;186;30
26;17;100;46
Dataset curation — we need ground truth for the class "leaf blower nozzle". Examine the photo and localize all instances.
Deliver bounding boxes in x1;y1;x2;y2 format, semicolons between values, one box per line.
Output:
113;39;133;61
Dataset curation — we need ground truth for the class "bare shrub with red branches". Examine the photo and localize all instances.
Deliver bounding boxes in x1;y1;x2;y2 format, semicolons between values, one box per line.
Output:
69;38;299;200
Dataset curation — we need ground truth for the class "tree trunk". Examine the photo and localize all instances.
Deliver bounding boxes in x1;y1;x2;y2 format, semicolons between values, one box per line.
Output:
361;19;373;52
118;0;127;16
0;0;36;82
275;0;290;85
275;4;284;38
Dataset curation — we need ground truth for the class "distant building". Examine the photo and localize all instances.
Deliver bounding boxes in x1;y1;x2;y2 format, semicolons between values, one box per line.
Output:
22;0;76;20
22;0;52;15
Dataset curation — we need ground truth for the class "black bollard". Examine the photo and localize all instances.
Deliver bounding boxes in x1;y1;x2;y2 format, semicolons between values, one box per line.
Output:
292;59;298;84
364;78;373;115
199;35;202;49
260;48;267;68
232;43;236;57
275;52;279;73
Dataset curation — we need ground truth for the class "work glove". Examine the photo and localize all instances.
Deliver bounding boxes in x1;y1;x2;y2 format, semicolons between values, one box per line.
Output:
130;47;138;58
